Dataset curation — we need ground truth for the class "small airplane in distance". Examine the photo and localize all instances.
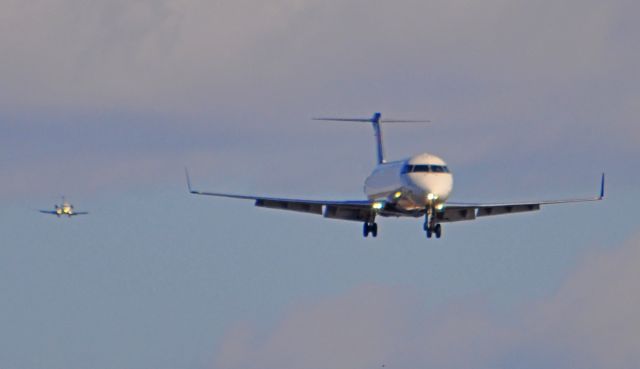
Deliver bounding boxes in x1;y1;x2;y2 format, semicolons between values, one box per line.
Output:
186;112;604;239
39;197;89;218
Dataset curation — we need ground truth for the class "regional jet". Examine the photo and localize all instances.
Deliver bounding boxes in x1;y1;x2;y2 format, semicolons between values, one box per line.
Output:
186;113;604;238
39;197;89;218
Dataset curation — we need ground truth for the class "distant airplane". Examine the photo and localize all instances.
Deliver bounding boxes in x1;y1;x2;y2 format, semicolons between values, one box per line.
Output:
186;112;604;239
39;197;89;218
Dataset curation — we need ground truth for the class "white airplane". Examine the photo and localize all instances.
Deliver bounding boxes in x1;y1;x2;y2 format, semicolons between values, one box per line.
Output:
187;112;604;238
39;197;89;218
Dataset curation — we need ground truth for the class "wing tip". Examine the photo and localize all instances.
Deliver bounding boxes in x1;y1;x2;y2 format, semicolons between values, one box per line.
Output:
185;167;196;194
599;172;605;200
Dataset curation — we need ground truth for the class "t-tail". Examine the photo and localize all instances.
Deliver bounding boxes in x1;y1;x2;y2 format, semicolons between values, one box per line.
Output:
313;112;430;165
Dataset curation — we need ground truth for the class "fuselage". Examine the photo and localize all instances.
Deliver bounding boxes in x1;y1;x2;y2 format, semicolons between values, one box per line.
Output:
55;202;74;216
364;153;453;213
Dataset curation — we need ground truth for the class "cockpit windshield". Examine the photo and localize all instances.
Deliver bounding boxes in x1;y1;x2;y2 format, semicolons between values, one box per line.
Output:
402;164;450;174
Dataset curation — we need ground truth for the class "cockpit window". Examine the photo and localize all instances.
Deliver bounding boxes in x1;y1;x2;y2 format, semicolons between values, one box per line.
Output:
402;164;450;174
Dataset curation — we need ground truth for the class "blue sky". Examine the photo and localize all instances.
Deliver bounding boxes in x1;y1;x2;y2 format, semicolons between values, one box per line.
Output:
1;0;639;368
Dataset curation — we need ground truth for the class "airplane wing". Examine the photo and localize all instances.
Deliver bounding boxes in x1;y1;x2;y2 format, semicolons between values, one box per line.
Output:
186;170;375;222
39;210;58;215
71;212;89;216
438;174;605;223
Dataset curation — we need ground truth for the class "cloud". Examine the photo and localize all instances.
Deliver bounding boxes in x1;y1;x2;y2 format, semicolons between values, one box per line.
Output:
213;235;640;369
214;285;420;369
529;238;640;368
0;0;636;113
1;0;638;197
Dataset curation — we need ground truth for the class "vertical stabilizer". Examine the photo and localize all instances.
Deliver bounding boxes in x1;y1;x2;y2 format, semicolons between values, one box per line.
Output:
370;113;385;164
313;113;430;165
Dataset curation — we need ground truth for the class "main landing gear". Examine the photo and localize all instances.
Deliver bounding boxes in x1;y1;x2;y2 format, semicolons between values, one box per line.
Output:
424;210;442;239
425;223;442;239
363;222;378;238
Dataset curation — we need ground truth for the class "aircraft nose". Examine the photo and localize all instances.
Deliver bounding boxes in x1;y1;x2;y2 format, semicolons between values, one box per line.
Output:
406;173;453;200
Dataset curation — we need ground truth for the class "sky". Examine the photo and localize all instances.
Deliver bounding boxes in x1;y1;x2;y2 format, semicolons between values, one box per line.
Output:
1;0;639;368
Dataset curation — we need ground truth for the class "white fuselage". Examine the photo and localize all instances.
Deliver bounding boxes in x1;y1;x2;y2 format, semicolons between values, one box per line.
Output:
364;153;453;212
56;202;74;216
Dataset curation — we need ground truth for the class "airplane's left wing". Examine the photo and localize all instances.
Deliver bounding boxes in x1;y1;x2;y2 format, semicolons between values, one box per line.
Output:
439;174;605;223
71;212;89;216
39;210;58;215
186;170;374;222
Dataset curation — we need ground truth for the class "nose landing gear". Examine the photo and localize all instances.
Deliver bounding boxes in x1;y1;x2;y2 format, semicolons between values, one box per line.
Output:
363;222;378;238
424;209;442;239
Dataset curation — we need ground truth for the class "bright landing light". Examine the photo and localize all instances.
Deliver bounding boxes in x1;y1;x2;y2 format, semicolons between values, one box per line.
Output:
372;202;385;210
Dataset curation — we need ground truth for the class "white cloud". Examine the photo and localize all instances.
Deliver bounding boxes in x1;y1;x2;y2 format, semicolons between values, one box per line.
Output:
529;238;640;368
213;235;640;369
214;285;419;369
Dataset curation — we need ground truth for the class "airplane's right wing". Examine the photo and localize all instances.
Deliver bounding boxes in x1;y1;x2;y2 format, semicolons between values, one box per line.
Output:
186;170;375;222
71;212;89;216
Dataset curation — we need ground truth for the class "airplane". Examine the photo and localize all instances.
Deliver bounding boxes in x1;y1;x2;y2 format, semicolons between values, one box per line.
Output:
186;112;604;239
39;197;89;218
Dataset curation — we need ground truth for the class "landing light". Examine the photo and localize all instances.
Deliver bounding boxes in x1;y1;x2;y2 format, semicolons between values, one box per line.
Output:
372;202;385;210
435;204;444;211
394;191;402;199
427;193;438;201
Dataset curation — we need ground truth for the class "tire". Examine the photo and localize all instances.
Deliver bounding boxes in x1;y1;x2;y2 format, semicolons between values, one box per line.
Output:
435;224;442;239
371;223;378;238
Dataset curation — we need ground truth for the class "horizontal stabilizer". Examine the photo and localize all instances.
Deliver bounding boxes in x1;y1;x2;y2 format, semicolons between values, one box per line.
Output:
313;112;429;164
313;112;430;124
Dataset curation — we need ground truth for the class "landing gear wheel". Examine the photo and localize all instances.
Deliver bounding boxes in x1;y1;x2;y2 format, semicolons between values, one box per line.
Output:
363;222;378;238
434;224;442;239
426;229;432;238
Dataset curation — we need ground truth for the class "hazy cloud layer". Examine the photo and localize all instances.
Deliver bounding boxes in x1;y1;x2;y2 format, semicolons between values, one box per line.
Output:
214;235;640;369
1;0;636;112
1;0;638;197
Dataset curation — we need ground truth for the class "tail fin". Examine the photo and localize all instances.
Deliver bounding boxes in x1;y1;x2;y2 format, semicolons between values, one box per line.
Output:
313;112;430;165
